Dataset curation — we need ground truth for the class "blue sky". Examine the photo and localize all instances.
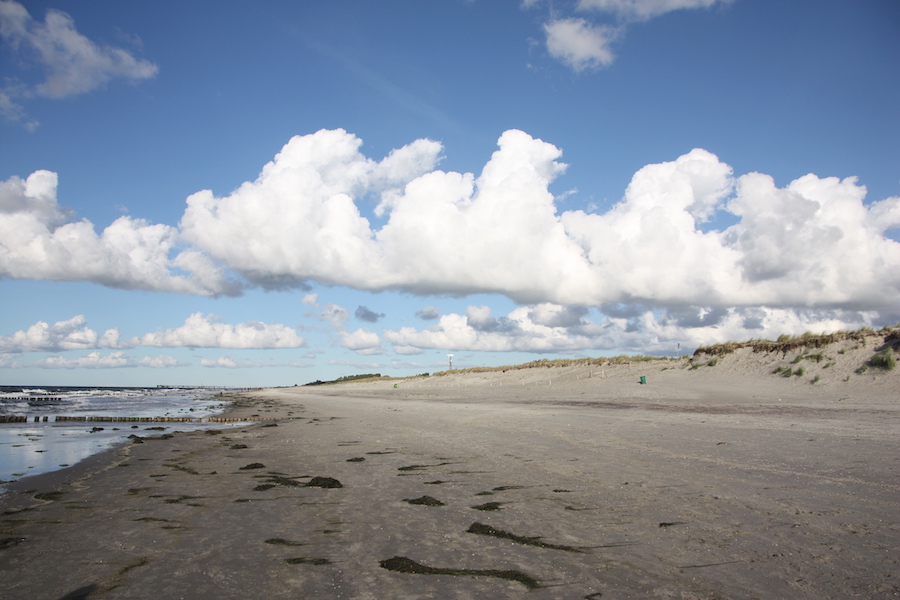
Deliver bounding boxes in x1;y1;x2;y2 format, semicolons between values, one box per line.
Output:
1;0;898;387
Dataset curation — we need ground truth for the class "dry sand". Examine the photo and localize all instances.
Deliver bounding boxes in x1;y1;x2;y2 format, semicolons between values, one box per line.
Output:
1;341;898;599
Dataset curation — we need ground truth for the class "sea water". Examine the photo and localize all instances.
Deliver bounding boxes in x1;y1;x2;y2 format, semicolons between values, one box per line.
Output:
0;386;247;485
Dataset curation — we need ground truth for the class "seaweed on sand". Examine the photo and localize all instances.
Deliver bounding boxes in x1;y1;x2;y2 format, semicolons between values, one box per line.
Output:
379;556;539;589
466;522;586;553
403;495;445;506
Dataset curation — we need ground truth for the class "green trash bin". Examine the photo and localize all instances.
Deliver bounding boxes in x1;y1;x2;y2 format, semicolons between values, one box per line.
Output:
639;376;646;385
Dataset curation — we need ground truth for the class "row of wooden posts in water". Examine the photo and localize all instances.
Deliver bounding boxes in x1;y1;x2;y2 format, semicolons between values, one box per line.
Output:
0;415;290;423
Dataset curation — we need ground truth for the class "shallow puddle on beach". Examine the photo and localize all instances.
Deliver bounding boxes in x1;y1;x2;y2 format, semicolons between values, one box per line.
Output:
0;423;125;484
0;420;248;486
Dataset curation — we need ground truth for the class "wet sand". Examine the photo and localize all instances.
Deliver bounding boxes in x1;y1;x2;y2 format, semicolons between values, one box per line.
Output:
1;362;898;599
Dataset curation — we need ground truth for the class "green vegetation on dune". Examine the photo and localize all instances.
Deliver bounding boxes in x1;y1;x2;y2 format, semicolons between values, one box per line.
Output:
694;325;900;359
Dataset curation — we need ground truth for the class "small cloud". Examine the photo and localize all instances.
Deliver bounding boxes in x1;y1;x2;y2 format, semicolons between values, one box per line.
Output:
137;354;184;368
201;356;237;368
531;0;732;72
0;1;158;126
543;18;617;71
415;305;441;320
355;305;385;323
341;328;383;354
316;303;350;328
576;0;731;22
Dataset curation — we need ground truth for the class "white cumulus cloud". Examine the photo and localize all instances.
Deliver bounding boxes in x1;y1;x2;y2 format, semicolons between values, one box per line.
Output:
180;128;441;290
185;128;896;312
133;313;305;349
0;171;239;296
0;315;103;352
341;328;383;355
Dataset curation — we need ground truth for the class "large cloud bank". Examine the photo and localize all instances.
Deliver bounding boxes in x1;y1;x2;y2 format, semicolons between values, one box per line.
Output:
3;129;900;316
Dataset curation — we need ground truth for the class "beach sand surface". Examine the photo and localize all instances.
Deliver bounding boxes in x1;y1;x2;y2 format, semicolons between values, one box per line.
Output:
1;353;898;599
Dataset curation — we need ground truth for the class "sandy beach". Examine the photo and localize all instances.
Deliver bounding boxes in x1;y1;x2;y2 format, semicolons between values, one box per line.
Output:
1;341;898;599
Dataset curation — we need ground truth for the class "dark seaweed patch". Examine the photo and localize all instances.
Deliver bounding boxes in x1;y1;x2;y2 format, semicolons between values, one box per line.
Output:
253;484;277;492
379;556;539;590
230;444;248;449
467;522;586;553
398;462;451;471
265;538;305;546
306;476;343;488
285;557;331;565
164;464;199;475
239;463;266;470
164;495;204;504
471;502;503;511
0;537;25;550
346;457;365;462
404;495;445;506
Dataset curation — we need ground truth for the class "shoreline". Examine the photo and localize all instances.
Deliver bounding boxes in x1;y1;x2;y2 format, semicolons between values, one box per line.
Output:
0;391;265;486
0;364;898;599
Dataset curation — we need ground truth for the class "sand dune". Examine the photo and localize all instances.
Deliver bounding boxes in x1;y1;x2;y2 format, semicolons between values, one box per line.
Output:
0;333;897;599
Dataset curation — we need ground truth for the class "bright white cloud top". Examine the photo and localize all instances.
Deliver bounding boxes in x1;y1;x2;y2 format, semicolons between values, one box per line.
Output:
0;0;897;385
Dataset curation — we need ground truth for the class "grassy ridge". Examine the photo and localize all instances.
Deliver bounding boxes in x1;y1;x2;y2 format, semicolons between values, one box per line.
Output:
694;325;899;359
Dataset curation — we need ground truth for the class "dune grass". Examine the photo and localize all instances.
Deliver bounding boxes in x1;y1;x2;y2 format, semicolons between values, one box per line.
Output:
694;324;899;359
